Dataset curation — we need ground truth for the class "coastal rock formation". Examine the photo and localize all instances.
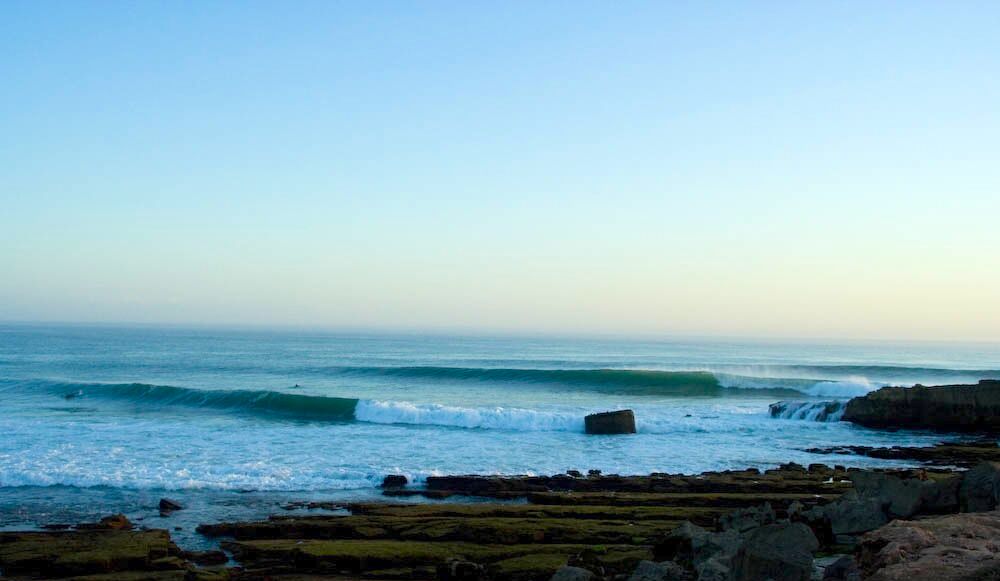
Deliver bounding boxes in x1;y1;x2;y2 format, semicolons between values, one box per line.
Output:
843;379;1000;431
382;474;409;488
857;511;1000;580
159;497;184;514
959;461;1000;512
733;522;819;581
804;440;1000;468
584;409;636;434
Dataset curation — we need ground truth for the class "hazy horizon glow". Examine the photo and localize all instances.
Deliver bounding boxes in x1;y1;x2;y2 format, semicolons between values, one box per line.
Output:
2;2;999;340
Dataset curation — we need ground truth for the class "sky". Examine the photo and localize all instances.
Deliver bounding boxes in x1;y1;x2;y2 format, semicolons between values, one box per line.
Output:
1;1;999;340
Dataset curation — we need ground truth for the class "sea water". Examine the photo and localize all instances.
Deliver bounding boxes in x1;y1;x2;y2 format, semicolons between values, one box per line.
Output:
1;323;998;542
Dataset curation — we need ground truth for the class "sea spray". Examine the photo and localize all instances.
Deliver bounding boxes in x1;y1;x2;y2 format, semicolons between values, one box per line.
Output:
769;400;847;422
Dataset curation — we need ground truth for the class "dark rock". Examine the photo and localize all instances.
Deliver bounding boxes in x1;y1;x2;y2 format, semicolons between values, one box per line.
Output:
719;502;775;533
550;565;596;581
843;380;1000;431
849;470;953;518
820;555;860;580
585;410;636;435
959;461;1000;512
382;474;409;488
733;522;819;581
627;559;690;580
567;470;583;478
804;440;1000;468
654;521;741;580
159;498;184;513
823;493;889;539
183;549;228;566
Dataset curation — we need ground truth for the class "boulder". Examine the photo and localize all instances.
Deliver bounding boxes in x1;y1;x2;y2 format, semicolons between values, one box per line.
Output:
654;521;741;580
732;522;819;581
550;565;596;581
158;498;183;513
584;410;636;434
958;461;1000;512
857;511;1000;580
849;470;956;518
627;559;690;580
719;502;775;533
843;379;1000;431
824;494;888;539
382;474;409;488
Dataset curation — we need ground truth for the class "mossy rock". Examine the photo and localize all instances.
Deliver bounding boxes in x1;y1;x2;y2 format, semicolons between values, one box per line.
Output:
224;539;642;575
204;515;668;545
0;530;176;578
489;552;570;581
345;502;723;523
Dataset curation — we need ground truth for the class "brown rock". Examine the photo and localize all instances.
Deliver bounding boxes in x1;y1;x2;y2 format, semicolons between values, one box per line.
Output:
857;511;1000;580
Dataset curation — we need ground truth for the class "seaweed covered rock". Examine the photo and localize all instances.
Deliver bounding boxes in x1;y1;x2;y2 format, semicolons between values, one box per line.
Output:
0;529;179;578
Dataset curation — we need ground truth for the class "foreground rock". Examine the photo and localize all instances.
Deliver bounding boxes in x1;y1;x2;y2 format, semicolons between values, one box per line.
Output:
734;522;818;581
843;379;1000;431
584;410;636;434
857;511;1000;580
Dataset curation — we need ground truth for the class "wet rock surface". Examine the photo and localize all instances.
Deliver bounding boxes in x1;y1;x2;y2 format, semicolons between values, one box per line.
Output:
804;440;1000;467
843;379;1000;431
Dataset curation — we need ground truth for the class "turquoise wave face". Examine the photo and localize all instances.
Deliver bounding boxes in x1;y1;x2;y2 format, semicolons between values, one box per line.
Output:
4;380;360;422
335;366;726;395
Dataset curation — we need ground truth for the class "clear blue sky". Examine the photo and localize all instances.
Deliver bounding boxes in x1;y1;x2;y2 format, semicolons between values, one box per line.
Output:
2;1;999;339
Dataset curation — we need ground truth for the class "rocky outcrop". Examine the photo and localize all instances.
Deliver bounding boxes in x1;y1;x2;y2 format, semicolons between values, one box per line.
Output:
584;409;636;434
959;461;1000;512
382;474;409;488
804;440;1000;468
857;511;1000;580
159;497;183;515
843;379;1000;431
733;522;819;581
0;514;233;580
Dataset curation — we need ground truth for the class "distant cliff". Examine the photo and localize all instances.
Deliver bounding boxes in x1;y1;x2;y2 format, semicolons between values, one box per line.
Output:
844;379;1000;432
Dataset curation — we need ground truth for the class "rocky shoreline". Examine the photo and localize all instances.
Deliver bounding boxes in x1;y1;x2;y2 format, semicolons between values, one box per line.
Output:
2;439;999;580
4;381;1000;580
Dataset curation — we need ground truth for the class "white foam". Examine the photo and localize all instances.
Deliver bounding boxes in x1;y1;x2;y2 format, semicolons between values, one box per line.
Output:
770;401;846;421
354;399;585;432
803;377;880;397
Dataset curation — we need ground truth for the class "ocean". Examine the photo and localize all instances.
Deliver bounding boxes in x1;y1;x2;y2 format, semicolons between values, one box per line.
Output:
1;323;998;545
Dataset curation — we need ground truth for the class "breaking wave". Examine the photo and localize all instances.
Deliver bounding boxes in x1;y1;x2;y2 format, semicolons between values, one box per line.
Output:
769;400;847;422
